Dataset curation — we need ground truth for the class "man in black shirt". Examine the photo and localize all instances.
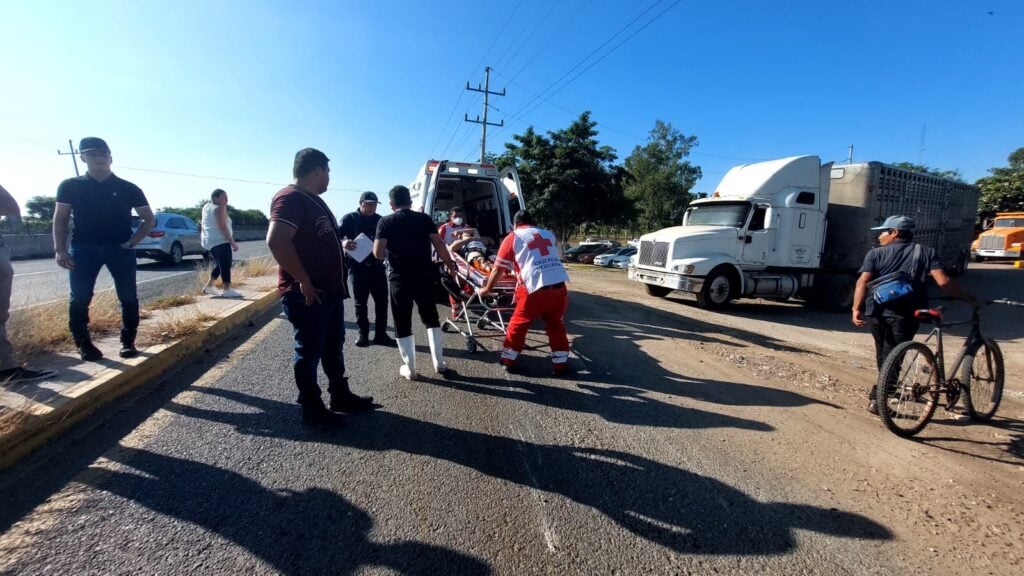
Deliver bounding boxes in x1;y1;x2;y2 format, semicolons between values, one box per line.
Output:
373;185;457;380
852;215;977;414
53;137;156;361
339;191;394;348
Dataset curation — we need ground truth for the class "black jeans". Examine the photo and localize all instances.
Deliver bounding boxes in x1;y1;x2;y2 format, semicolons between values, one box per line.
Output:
389;278;440;338
350;264;388;337
868;314;920;398
280;290;346;407
68;243;139;345
208;243;233;285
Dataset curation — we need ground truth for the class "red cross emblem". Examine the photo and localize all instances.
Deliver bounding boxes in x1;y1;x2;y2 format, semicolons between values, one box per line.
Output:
526;233;553;256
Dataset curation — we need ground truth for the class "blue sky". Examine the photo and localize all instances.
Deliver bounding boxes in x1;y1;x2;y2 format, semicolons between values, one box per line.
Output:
1;0;1021;220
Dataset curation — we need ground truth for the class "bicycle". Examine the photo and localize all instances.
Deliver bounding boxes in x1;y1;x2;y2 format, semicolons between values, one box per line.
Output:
875;298;1020;438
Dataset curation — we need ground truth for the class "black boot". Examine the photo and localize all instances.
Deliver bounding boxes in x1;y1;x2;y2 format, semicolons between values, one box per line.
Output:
372;333;396;347
119;341;139;358
329;377;374;412
301;398;346;429
354;332;370;347
77;340;103;362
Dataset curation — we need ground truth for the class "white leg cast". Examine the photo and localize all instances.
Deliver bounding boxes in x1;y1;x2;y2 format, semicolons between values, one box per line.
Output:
427;327;448;374
396;335;417;380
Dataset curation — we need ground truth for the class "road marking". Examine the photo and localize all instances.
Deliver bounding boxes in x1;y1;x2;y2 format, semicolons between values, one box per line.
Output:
12;270;62;278
12;271;194;311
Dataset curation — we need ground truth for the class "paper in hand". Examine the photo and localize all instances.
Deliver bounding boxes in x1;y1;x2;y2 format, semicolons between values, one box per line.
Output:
345;233;374;263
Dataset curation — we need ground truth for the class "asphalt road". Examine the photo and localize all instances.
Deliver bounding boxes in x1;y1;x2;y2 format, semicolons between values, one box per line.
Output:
9;240;273;311
0;292;904;574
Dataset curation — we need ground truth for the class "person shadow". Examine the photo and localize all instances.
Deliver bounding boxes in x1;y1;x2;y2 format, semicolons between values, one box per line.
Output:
164;389;892;556
79;446;491;576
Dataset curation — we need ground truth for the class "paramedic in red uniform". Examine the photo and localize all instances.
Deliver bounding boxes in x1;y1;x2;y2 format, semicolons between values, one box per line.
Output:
478;210;571;374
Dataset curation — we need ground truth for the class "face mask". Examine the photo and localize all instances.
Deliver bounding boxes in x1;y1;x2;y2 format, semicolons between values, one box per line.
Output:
452;217;464;225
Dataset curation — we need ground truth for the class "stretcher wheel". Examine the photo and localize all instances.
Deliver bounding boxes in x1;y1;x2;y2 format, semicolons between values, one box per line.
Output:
476;317;490;330
441;322;454;333
466;339;478;354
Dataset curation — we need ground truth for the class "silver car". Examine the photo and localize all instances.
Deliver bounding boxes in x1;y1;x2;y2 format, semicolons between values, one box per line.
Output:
593;247;636;267
131;212;206;265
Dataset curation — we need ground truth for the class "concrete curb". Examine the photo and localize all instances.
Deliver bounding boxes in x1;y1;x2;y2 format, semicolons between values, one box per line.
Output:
0;288;281;471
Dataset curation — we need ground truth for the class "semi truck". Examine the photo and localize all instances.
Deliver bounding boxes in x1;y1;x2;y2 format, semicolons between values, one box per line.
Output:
972;212;1024;262
628;156;979;311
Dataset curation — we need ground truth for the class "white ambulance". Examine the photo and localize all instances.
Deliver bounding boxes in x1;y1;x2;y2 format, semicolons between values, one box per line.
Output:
407;160;526;241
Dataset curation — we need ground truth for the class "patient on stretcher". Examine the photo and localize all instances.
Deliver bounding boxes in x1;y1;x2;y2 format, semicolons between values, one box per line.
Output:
449;229;495;274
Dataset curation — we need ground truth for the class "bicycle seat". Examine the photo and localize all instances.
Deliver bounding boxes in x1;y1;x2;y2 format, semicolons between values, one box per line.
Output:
914;308;944;323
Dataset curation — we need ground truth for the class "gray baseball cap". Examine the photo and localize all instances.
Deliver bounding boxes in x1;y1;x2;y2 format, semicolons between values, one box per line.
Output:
871;215;916;231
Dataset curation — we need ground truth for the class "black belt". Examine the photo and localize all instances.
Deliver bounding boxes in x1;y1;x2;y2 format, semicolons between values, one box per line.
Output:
537;282;565;291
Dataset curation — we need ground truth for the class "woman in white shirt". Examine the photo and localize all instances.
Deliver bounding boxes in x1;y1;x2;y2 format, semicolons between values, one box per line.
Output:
200;189;240;297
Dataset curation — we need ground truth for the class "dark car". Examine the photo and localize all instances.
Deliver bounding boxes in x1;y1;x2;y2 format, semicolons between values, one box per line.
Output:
578;246;617;265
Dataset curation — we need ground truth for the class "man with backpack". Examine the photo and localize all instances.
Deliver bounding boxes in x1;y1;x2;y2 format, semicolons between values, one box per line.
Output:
852;215;977;414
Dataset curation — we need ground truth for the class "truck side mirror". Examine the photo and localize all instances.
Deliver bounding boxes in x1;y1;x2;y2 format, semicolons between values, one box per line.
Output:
763;206;775;229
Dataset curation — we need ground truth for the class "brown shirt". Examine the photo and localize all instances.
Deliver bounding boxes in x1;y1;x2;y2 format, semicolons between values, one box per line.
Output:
269;185;348;300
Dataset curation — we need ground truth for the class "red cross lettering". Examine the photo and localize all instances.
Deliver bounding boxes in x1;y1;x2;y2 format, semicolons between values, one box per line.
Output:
526;233;553;257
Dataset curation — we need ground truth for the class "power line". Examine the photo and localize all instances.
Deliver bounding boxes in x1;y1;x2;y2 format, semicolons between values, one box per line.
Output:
506;0;595;85
118;165;364;192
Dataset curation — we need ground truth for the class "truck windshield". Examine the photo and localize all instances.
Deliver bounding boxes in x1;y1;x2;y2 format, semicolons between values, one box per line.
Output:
994;218;1023;228
685;203;750;227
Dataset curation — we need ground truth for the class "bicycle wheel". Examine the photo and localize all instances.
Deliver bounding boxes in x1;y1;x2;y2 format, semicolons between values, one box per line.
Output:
961;337;1004;421
876;341;940;438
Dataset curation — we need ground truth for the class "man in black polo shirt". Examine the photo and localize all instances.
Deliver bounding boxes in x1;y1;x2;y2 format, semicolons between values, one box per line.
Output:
53;137;156;361
373;185;457;380
339;191;394;348
852;215;977;414
267;148;373;430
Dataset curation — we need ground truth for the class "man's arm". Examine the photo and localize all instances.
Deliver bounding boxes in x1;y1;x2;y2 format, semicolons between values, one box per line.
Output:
930;268;979;306
0;184;20;217
123;206;155;249
53;202;74;269
267;221;320;305
372;238;387;261
429;233;457;277
851;271;872;327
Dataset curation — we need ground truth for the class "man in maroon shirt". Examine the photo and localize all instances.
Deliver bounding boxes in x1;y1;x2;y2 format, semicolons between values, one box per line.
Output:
267;148;373;429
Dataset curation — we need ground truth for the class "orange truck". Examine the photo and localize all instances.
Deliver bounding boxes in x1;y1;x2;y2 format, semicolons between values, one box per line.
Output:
972;212;1024;262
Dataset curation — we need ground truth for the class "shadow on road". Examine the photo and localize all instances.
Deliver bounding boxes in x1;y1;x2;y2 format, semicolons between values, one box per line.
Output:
78;447;491;576
165;389;893;556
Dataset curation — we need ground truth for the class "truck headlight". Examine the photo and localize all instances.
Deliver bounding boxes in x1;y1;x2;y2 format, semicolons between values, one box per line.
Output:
1012;243;1022;248
672;264;695;274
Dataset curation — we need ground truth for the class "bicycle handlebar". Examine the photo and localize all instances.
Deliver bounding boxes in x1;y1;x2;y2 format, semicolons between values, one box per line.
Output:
990;298;1023;307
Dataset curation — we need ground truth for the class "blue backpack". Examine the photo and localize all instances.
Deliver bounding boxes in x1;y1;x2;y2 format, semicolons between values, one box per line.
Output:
868;244;923;305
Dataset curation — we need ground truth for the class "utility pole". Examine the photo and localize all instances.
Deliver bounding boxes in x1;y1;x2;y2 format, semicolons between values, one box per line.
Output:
464;67;505;163
57;139;80;176
847;144;854;164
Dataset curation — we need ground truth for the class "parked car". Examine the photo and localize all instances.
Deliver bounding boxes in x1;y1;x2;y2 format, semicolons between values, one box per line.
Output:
611;254;634;269
593;247;636;267
131;212;207;265
563;243;607;263
578;246;618;265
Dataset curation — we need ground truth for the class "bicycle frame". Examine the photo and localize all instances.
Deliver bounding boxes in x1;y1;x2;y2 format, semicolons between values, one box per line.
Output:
916;307;985;392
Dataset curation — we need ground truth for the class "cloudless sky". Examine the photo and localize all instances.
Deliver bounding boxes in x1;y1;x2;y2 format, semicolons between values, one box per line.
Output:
1;0;1021;220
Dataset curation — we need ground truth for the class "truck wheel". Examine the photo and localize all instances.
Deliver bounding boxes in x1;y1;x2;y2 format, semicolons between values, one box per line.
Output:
644;284;672;298
696;267;736;309
812;273;855;312
972;254;985;263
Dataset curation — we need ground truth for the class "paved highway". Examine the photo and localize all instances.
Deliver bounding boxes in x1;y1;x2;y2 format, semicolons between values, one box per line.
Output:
9;240;273;311
0;293;907;574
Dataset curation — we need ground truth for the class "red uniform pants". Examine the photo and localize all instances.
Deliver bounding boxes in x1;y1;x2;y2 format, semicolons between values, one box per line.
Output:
503;284;569;353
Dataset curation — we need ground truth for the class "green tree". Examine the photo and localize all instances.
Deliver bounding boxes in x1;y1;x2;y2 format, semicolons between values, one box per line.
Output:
496;112;625;241
159;200;268;227
25;195;56;220
976;147;1024;218
889;162;964;183
623;121;702;231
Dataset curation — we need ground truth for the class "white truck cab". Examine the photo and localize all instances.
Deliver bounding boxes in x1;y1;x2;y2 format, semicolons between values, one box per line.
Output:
407;160;526;240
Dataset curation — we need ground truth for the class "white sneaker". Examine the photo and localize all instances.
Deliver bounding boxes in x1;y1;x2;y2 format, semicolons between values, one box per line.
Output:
203;286;220;296
221;288;243;298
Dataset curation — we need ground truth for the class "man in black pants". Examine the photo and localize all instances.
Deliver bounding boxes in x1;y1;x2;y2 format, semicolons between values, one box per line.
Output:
852;215;976;414
339;191;394;348
53;137;156;361
373;185;457;380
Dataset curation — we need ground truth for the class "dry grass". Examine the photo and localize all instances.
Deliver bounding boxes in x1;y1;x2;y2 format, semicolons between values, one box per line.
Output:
147;294;197;310
7;293;148;360
194;256;276;292
138;306;217;346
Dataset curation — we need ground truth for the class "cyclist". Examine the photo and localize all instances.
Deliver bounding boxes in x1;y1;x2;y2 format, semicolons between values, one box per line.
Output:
851;215;978;414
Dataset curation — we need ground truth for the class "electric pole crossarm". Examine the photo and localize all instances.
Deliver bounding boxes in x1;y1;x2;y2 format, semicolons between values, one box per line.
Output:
463;67;505;162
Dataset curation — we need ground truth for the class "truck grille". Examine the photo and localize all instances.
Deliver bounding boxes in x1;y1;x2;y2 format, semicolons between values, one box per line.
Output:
980;235;1005;250
639;241;670;267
